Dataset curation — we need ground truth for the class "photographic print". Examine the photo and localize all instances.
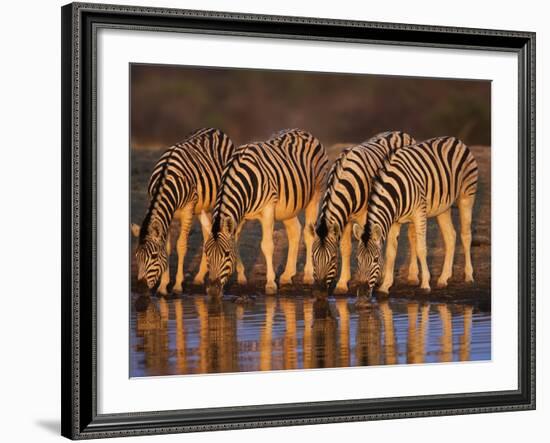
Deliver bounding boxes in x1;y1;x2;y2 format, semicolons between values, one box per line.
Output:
129;64;491;377
62;4;536;438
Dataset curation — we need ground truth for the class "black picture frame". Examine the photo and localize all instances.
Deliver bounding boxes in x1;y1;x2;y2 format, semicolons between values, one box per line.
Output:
61;2;536;439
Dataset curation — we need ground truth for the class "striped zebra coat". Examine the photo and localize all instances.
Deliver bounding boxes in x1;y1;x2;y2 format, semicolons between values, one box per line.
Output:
311;131;417;294
202;129;329;295
131;128;234;295
353;136;478;295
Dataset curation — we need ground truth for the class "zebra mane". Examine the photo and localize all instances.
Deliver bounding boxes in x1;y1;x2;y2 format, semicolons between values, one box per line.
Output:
210;149;252;239
316;149;349;236
211;214;222;239
268;128;301;140
139;146;178;243
176;127;211;147
315;217;329;240
371;172;387;196
361;222;372;245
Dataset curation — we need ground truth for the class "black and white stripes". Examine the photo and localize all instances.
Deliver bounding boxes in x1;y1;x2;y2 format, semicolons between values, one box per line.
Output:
132;128;479;298
311;131;416;293
131;128;234;295
353;136;478;295
203;128;328;295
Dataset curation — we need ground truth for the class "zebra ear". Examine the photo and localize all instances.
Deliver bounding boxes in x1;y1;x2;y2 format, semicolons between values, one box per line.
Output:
222;217;235;234
130;223;140;238
352;223;364;242
149;220;163;241
372;224;382;243
199;211;212;238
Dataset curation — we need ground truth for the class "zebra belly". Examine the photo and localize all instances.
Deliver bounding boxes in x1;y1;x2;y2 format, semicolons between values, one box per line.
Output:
397;201;453;224
274;200;305;221
241;202;301;222
192;199;213;215
426;197;457;218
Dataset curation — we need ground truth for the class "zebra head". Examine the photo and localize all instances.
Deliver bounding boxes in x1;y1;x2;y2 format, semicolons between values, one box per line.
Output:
203;213;238;297
354;223;383;297
131;220;168;290
311;221;340;291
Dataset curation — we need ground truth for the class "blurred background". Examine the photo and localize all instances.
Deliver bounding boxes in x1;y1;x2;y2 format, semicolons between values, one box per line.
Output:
131;64;490;149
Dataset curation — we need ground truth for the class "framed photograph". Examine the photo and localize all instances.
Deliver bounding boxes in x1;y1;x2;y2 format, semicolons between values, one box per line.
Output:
61;2;535;439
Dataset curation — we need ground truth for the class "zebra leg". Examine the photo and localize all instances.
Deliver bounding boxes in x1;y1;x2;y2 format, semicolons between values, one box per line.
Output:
193;211;211;286
158;231;171;295
406;223;420;285
436;208;456;288
303;191;322;284
235;221;248;285
334;223;353;294
413;212;431;291
458;194;476;283
260;205;277;295
379;223;401;294
173;204;194;294
280;217;302;285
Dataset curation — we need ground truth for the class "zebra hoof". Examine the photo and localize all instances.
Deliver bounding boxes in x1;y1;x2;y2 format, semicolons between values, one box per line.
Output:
334;285;349;295
465;276;474;284
279;275;294;286
407;277;420;285
418;287;431;294
436;280;449;289
157;286;170;297
265;283;278;295
192;278;204;286
302;275;314;285
172;284;184;294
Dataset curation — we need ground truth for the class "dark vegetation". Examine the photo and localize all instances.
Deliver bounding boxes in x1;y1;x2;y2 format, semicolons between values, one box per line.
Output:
131;64;490;149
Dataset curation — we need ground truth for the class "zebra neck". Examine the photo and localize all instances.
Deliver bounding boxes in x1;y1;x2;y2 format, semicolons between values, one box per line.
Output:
140;209;171;243
141;186;182;243
368;204;395;244
318;193;353;235
316;212;345;242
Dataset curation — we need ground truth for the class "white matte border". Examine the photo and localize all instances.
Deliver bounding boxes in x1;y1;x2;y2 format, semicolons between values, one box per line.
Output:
97;28;518;414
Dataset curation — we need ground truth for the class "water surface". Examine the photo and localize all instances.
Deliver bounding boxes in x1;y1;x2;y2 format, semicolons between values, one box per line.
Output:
130;293;490;377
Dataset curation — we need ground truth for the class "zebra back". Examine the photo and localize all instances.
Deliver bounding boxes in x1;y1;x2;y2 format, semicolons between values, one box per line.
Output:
316;131;415;238
140;128;234;241
212;128;328;236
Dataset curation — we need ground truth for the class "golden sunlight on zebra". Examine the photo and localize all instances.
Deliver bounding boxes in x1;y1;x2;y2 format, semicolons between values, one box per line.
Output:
310;131;418;295
132;129;480;299
202;128;328;296
354;136;478;297
131;128;234;295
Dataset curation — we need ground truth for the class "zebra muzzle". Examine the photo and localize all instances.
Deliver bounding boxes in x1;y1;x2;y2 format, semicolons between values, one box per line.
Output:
206;279;223;297
356;285;373;298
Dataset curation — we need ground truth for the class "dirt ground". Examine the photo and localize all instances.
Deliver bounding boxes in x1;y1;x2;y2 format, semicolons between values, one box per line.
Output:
130;144;491;304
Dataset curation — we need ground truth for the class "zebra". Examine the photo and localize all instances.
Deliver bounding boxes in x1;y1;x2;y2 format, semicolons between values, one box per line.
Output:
131;128;234;295
202;128;329;296
310;131;418;294
353;136;478;296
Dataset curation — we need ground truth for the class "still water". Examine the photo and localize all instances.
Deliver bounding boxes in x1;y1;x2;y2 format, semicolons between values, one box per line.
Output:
130;294;491;377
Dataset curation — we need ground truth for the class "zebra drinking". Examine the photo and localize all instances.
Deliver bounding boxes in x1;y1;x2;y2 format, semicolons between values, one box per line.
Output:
311;131;417;294
203;129;329;296
131;128;235;295
354;136;478;296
